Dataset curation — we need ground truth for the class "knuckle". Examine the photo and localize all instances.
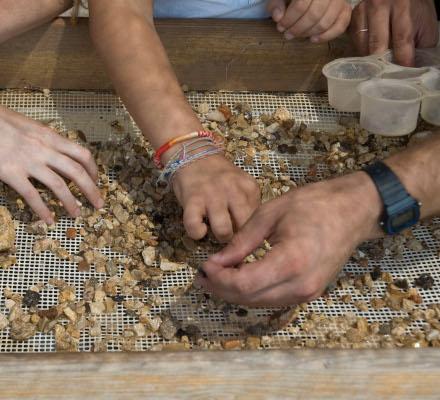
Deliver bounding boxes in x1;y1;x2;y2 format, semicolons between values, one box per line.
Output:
71;162;85;176
79;147;93;162
51;176;67;192
295;0;309;15
296;280;321;300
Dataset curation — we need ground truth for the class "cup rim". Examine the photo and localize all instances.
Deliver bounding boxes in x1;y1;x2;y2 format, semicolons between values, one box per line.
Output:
357;79;424;104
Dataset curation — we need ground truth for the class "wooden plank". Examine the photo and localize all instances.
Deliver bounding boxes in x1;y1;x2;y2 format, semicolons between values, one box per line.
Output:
0;18;356;92
0;349;439;399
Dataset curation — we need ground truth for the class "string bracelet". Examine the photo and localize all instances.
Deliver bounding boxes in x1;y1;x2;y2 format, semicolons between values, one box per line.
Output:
154;130;214;169
158;147;225;186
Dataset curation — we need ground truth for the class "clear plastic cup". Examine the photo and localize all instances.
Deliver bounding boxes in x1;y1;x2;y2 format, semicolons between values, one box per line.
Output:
323;59;383;112
379;49;440;68
357;80;424;136
420;73;440;126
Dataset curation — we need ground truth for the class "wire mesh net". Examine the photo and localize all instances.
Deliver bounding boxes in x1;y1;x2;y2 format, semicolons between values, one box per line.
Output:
0;89;438;352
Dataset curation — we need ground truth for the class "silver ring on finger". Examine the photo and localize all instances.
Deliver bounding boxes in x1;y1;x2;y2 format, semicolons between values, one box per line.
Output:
355;28;369;36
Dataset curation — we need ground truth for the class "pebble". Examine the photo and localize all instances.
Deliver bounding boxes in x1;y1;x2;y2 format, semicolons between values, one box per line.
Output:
142;246;156;266
89;302;106;315
346;328;364;343
65;228;77;239
133;323;147;337
426;330;440;342
59;290;76;303
23;290;40;308
105;261;119;277
0;313;8;330
10;320;36;341
221;339;242;349
160;260;182;272
0;206;15;251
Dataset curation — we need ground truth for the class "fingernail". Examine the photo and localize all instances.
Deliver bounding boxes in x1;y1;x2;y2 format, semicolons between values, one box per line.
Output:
284;32;295;40
73;208;81;218
46;217;54;225
272;8;282;21
277;24;286;33
97;198;105;208
311;36;320;43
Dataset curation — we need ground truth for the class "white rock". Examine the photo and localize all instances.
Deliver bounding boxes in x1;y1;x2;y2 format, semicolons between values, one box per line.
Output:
160;259;183;272
205;110;227;122
0;313;8;330
142;246;156;266
89;302;106;315
427;329;440;341
133;323;147;337
146;316;162;333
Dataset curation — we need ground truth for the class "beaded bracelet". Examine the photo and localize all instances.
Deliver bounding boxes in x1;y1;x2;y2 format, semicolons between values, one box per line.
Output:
154;130;214;169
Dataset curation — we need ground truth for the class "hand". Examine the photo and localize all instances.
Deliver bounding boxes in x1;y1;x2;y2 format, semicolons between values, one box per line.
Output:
350;0;439;67
172;154;261;243
0;106;104;224
267;0;352;43
195;172;382;307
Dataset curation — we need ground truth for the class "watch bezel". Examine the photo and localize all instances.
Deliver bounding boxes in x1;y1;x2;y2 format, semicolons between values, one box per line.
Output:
383;200;420;235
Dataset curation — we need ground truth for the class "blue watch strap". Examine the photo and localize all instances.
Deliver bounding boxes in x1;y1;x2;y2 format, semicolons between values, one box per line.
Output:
363;162;409;207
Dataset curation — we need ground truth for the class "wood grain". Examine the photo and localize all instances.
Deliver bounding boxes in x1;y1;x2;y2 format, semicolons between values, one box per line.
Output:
0;18;356;92
0;349;439;399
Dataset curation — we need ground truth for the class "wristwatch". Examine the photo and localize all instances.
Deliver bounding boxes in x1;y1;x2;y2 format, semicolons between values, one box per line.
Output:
363;162;421;235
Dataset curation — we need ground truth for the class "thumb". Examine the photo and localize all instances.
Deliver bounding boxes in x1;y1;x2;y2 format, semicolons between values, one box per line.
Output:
267;0;286;23
210;209;272;267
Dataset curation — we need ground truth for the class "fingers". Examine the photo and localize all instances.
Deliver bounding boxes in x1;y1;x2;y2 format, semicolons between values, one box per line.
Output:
46;152;104;209
6;178;54;224
310;7;352;43
183;201;208;240
390;3;415;67
301;2;343;38
349;2;369;55
209;206;274;267
367;1;391;55
32;166;81;218
206;201;234;243
41;128;99;184
266;0;287;22
284;0;329;38
197;242;302;306
277;0;312;35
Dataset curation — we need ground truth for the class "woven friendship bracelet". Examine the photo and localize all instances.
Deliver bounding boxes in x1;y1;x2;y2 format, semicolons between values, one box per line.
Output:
154;130;214;169
158;147;224;186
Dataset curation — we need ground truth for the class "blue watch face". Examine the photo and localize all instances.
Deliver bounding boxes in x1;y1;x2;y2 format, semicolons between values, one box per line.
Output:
387;204;420;235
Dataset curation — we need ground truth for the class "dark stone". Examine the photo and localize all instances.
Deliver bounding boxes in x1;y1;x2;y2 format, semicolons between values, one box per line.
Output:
278;144;289;154
135;208;143;215
236;308;248;317
394;279;409;290
23;290;40;308
379;323;391;335
414;273;435;290
246;323;267;337
111;294;124;303
371;266;382;281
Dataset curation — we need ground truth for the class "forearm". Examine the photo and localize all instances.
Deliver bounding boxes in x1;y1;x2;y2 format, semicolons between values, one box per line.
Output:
0;0;73;44
351;132;440;241
88;0;202;161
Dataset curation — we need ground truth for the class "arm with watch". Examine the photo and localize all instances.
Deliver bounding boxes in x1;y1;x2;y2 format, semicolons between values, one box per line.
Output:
196;133;440;307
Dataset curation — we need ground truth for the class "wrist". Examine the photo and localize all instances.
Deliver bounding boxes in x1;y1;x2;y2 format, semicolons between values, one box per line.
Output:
333;171;384;241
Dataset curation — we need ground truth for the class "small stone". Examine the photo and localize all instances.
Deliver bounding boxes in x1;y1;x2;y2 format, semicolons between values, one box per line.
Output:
160;259;182;272
10;320;36;341
23;290;40;308
236;308;248;317
181;236;198;252
133;323;147;337
268;308;299;331
371;298;386;310
414;273;435;290
273;107;291;122
105;260;119;276
379;323;391;335
90;302;105;315
142;247;156;266
0;313;8;330
64;307;78;323
245;336;261;349
159;314;180;340
78;260;90;272
197;103;210;114
426;330;440;342
145;316;162;333
407;239;424;252
65;228;77;239
24;220;48;235
59;290;76;303
221;339;242;349
346;328;364;343
0;206;15;251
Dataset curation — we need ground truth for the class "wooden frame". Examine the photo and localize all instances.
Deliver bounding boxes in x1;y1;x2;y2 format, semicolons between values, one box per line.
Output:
0;17;356;92
0;349;439;399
